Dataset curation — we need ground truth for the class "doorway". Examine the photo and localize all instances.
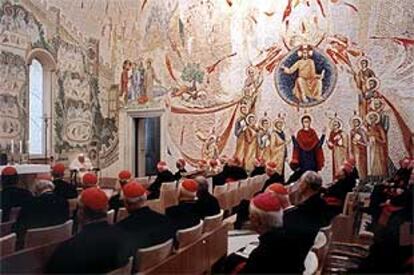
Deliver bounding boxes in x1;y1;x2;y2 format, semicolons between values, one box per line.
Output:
134;117;161;177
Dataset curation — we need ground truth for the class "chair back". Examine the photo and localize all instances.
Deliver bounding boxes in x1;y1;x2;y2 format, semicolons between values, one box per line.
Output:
160;181;178;210
147;199;163;214
213;184;228;196
206;177;213;194
136;239;173;272
0;241;61;273
9;207;21;222
107;209;115;224
227;181;239;191
214;184;228;210
203;210;224;233
136;176;149;188
176;221;204;249
0;209;2;222
99;177;118;189
0;220;15;237
107;257;133;275
342;192;356;215
303;251;318;275
0;233;16;257
68;198;78;217
117;208;129;222
24;220;73;249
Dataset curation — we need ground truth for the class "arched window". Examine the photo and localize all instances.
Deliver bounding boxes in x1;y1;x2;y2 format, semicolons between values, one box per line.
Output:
29;59;44;155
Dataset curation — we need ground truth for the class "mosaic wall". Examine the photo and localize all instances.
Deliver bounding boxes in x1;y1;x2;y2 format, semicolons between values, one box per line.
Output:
118;0;414;181
0;0;119;168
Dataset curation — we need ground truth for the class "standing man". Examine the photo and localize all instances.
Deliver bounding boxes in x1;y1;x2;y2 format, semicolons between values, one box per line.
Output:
290;115;326;173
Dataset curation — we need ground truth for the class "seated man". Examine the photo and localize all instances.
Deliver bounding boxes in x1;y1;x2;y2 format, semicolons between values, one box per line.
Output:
166;179;201;231
283;171;330;266
69;153;93;183
324;163;356;219
82;172;98;189
261;161;285;192
147;161;176;200
13;178;69;247
235;183;290;230
250;157;266;177
46;188;129;274
52;163;77;199
109;170;132;212
194;176;220;218
225;157;248;182
116;181;174;254
226;193;303;274
0;166;33;222
174;159;187;181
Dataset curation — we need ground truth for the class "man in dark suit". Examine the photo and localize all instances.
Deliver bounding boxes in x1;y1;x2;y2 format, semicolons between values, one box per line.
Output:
52;163;77;199
116;181;174;255
46;187;129;274
147;161;176;200
283;171;330;266
250;157;266;177
166;179;201;231
108;170;132;212
13;178;69;246
194;176;220;218
174;159;187;181
261;161;284;192
0;166;33;222
236;193;304;273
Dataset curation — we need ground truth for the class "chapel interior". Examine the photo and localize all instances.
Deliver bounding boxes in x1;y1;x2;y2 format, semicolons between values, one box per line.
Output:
0;0;413;274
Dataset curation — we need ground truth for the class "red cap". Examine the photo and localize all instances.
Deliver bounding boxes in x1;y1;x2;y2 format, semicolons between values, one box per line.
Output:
266;161;277;170
2;166;17;176
80;187;108;211
123;181;146;199
267;183;288;195
252;192;282;212
176;159;186;167
181;179;198;193
209;159;218;167
255;157;265;167
347;156;356;166
342;162;353;174
157;161;168;172
118;170;132;181
52;163;65;175
83;173;98;186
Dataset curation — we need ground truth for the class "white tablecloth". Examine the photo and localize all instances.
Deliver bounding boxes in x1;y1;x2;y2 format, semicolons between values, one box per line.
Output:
0;164;51;175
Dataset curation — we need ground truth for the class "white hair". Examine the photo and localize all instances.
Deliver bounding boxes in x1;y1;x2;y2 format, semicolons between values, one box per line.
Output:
300;171;322;191
34;180;55;196
249;203;283;230
124;193;147;204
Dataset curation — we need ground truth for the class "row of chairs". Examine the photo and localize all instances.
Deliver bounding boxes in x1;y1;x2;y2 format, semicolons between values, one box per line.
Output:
0;210;228;274
213;174;268;211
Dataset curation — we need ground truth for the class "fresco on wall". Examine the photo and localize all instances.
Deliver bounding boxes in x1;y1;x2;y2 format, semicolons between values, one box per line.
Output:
119;0;413;181
0;51;26;150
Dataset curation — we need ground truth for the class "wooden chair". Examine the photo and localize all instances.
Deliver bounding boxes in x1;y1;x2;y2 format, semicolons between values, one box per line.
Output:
304;251;318;275
342;192;356;216
203;210;224;233
214;184;228;210
136;239;174;272
99;177;118;189
107;256;133;275
176;220;204;250
0;209;2;223
0;233;16;257
136;176;149;188
206;177;213;194
238;179;249;200
0;220;15;237
107;209;115;224
0;241;61;273
160;181;178;211
147;199;163;214
68;198;78;218
117;208;129;222
24;220;73;249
